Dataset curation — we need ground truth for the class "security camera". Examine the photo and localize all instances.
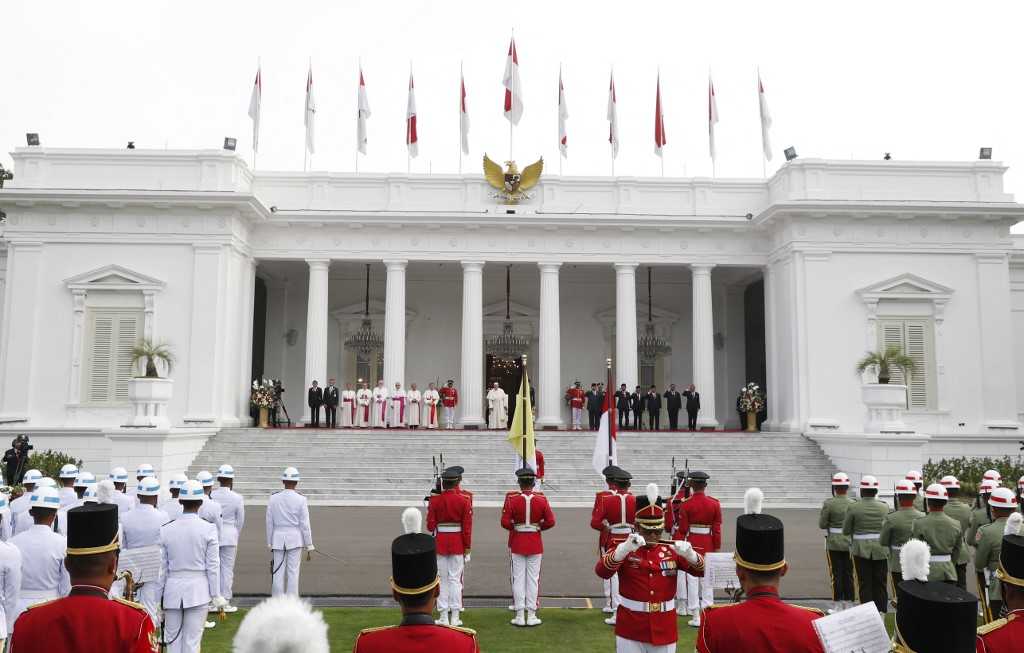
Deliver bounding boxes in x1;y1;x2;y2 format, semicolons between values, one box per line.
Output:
745;213;753;221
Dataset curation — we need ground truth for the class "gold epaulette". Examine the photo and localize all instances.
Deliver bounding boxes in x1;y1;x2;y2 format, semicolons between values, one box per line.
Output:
443;625;478;637
357;624;398;636
703;602;737;610
790;604;825;616
977;616;1009;635
24;597;61;611
113;597;148;613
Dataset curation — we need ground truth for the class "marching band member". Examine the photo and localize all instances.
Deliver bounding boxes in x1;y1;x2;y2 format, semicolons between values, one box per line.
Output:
10;486;69;626
893;539;977;653
880;480;924;604
119;475;168;625
975;511;1024;651
501;468;555;627
843;475;890;613
819;472;856;613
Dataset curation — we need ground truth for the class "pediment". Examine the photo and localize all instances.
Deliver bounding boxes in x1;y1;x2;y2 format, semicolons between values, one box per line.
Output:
857;273;953;302
64;264;165;292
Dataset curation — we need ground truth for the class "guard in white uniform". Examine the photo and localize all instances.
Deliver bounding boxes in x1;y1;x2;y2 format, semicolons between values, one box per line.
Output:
0;493;13;542
9;470;41;535
108;467;136;515
156;480;225;653
120;476;168;625
267;467;314;596
55;472;96;536
0;524;20;643
57;464;79;508
9;486;69;627
129;463;155;504
195;471;224;538
210;464;244;612
161;473;188;520
13;478;56;537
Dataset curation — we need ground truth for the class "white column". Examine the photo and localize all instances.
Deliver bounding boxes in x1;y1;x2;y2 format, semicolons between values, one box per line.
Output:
614;263;639;391
0;242;42;421
762;265;779;431
535;262;563;429
459;261;485;428
302;259;330;424
691;263;719;429
976;254;1020;429
184;244;226;424
383;259;408;389
237;257;257;426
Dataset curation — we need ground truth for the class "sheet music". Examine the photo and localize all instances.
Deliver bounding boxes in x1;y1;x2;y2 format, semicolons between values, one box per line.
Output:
704;552;740;590
117;545;163;584
813;601;890;653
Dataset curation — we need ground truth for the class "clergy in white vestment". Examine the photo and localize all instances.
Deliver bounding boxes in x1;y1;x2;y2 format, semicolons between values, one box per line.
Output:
406;383;422;428
423;384;440;430
371;381;389;428
390;383;407;428
339;383;356;428
355;383;373;428
486;382;509;429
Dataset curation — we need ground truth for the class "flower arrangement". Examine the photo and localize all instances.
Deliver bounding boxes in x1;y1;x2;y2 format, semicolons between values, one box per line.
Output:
737;382;765;413
250;379;276;409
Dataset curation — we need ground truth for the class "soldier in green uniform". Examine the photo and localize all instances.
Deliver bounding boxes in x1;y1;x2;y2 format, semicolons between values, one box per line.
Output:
910;483;962;583
940;475;972;590
842;475;891;613
906;470;925;513
880;479;924;599
819;472;856;613
975;487;1019;623
969;479;998;547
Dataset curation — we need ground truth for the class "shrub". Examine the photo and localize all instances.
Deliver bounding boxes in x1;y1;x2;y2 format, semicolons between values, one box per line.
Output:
923;455;1024;496
24;449;84;482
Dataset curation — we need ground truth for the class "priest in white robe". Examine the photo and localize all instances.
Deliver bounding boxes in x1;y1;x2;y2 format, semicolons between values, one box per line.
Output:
390;382;407;428
423;383;440;430
371;380;389;428
355;382;373;428
406;383;422;428
340;383;357;427
486;382;509;429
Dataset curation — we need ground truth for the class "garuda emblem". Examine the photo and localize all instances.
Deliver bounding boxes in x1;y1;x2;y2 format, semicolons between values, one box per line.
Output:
483;155;543;204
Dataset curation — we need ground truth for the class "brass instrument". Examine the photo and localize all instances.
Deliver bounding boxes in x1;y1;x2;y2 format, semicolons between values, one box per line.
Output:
115;569;142;602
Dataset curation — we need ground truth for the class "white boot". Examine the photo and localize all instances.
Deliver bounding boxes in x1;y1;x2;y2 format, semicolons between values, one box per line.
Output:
450;611;463;627
435;610;449;626
688;614;701;628
510;610;526;627
526;610;542;626
603;613;616;625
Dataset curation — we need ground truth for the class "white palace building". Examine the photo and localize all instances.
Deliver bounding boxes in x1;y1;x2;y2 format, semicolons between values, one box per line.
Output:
0;147;1022;497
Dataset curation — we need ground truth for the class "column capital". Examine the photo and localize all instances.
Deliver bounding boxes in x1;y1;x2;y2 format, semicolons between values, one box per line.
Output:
614;263;639;274
383;259;409;270
538;262;562;273
305;258;331;271
460;260;486;272
689;263;716;275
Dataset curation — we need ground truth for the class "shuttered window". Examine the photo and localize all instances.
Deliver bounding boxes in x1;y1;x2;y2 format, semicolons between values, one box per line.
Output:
84;310;142;403
878;318;935;409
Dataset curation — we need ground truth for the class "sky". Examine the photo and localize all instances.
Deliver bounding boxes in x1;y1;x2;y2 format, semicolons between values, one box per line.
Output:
4;0;1024;201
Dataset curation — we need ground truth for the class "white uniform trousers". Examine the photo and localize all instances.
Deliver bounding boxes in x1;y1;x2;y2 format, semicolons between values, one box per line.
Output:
603;573;620;609
271;547;302;596
615;636;676;653
572;407;583;428
675;568;688;610
510;553;541;611
685;570;713;613
436;554;465;612
163;604;207;653
444;406;455;428
138;582;162;628
219;545;237;600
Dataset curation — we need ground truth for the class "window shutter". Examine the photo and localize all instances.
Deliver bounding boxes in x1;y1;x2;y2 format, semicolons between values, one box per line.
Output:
84;310;142;403
880;322;907;384
114;315;139;401
904;322;928;409
88;316;115;403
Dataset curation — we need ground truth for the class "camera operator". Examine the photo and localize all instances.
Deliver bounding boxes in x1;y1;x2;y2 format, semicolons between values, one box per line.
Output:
3;435;32;485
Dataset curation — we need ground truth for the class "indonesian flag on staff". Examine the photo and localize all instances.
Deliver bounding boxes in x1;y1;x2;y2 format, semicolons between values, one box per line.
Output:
248;63;261;153
708;75;719;162
654;73;666;157
591;380;617;474
558;70;568;158
758;71;773;161
460;66;470;155
507;361;537;471
607;71;619;159
406;71;418;158
503;37;524;125
304;63;316;155
357;68;371;155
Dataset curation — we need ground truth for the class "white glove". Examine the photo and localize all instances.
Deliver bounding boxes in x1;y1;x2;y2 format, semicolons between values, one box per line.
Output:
672;540;698;564
465;551;471;564
613;533;646;562
306;544;316;552
211;596;228;610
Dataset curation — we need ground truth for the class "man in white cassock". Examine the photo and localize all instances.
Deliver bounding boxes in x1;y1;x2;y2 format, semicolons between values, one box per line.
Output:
390;382;407;428
406;383;422;429
355;382;372;428
422;383;440;430
339;383;356;428
371;381;389;428
487;382;509;429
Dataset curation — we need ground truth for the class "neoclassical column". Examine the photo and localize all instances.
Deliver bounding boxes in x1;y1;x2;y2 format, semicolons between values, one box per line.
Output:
614;263;639;391
382;259;408;389
691;263;719;428
302;259;330;424
535;262;564;429
459;261;485;428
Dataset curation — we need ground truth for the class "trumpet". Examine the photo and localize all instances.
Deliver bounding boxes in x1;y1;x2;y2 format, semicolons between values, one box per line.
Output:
115;569;142;602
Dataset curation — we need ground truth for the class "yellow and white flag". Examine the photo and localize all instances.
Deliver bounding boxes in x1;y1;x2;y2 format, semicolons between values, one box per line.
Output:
507;365;536;470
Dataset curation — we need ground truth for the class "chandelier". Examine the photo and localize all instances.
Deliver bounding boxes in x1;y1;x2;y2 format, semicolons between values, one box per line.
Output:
485;265;531;358
344;263;384;357
637;267;671;363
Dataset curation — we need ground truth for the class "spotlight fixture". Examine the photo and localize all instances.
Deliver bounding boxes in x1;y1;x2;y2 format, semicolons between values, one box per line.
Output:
883;152;891;161
223;137;237;151
127;141;136;150
25;133;40;146
979;147;992;160
784;146;797;161
269;205;278;213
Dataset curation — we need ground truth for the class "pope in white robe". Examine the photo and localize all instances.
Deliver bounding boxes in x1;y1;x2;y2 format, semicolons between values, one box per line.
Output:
340;384;357;427
407;384;422;428
355;384;373;428
390;383;407;428
423;384;440;429
371;381;389;428
486;382;509;429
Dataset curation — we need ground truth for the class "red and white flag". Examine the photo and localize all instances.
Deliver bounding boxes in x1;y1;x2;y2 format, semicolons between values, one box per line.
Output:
758;72;773;161
654;73;667;157
406;71;418;158
503;37;523;125
557;70;568;158
248;64;261;153
708;76;720;162
357;68;371;155
607;71;619;159
460;66;470;155
304;63;316;155
591;370;618;474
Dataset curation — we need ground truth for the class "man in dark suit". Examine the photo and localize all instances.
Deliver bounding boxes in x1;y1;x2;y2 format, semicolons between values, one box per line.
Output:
614;383;631;429
307;380;323;427
643;385;661;430
663;384;683;431
323;378;340;428
630;385;643;429
596;383;606;424
585;383;599;430
683;383;701;431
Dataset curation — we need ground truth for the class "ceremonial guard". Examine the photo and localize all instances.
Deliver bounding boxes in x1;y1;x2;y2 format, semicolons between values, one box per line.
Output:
108;467;137;514
939;475;972;589
340;383;357;428
9;502;156;653
267;467;314;596
666;471;690;615
910;483;962;582
975;512;1024;652
356;382;373;428
307;380;323;428
614;383;631;429
156;480;226;653
372;380;389;428
486;382;508;429
566;382;586;430
970;479;998;546
450;465;474;507
591;467;636;623
819;472;856;613
675;470;721;626
160;473;188;520
597;483;704;653
440;380;459;429
119;476;168;624
195;471;224;539
56;472;96;535
353;508;478;652
842;475;890;613
427;467;473;626
0;510;18;642
975;487;1018;622
10;486;69;625
697;488;824;653
407;383;422;428
0;492;12;542
983;469;1002;484
128;464;155;502
880;479;924;601
323;378;339;428
57;464;79;508
501;468;555;627
211;464;244;613
9;470;41;534
390;382;407;428
423;383;441;429
591;466;619;613
906;469;925;512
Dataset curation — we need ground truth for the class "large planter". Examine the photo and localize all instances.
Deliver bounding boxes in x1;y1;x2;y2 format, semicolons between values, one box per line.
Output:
127;377;174;429
745;410;758;432
861;383;912;433
258;406;270;428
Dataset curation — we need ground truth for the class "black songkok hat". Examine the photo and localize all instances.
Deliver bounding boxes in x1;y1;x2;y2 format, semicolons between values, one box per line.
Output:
389;533;439;595
67;503;120;556
734;514;785;572
895;580;977;653
997;533;1024;588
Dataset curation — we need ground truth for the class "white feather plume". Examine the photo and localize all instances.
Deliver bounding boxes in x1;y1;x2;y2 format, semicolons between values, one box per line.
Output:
1005;512;1023;536
744;487;764;515
401;507;422;534
900;539;931;582
96;479;115;505
231;594;329;653
645;483;659;507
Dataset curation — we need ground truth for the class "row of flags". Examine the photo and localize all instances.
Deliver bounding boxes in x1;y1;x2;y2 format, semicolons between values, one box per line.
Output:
247;38;776;167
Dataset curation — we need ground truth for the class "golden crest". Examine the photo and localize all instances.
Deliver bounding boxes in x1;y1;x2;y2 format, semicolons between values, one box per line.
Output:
483;154;543;204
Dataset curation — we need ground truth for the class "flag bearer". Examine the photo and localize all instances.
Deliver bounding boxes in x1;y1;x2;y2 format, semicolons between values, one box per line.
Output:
591;466;620;614
267;467;313;596
819;472;857;613
427;467;472;627
501;468;555;627
842;475;891;612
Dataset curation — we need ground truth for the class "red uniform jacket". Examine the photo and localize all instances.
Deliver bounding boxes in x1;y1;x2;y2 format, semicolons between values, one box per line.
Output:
535;450;545;479
500;490;555;555
566;387;586;408
10;591;156;653
440;387;459;408
426;489;472;555
590;490;636;551
353;620;479;653
696;586;825;653
976;608;1024;653
595;541;705;645
591;488;616;551
676;491;722;554
456;485;473;507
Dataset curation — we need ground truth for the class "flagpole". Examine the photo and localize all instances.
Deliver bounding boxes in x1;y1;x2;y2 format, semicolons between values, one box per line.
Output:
305;57;310;173
559;63;563;177
459;61;464;175
356;58;361;174
253;56;260;171
606;357;614;468
521;355;528;464
509;31;515;163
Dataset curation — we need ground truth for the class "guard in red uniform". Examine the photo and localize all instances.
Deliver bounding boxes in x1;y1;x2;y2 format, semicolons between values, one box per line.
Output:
591;467;637;624
566;381;586;430
595;482;705;653
427;467;473;627
591;466;620;613
664;470;691;615
440;380;459;429
10;502;157;653
696;488;825;653
976;518;1024;652
501;467;555;627
353;508;478;652
675;470;722;626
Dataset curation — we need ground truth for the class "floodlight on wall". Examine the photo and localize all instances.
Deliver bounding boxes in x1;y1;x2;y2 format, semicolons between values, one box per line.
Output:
883;152;891;161
25;133;40;146
979;147;992;160
784;146;797;161
127;141;135;150
223;137;237;151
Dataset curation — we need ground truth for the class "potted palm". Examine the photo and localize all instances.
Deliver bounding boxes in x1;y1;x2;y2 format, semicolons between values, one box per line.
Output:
855;345;915;385
126;339;176;428
856;345;915;433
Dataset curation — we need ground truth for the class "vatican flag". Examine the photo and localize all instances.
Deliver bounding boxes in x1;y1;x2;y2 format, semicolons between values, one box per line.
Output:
507;362;536;470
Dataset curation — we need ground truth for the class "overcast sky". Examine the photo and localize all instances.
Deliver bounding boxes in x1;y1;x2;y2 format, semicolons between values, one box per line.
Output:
5;1;1024;202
